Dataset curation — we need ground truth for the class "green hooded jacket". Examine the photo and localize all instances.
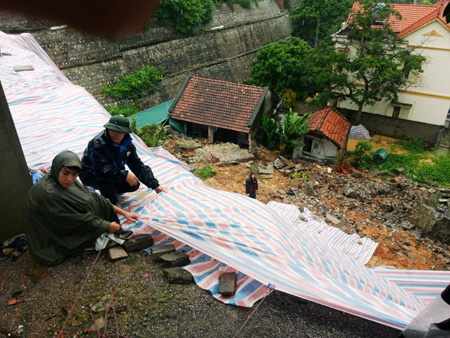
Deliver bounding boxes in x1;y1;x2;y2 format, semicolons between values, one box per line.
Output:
25;150;118;266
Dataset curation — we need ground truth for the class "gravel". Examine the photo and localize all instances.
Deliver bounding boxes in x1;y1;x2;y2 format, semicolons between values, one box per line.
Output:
0;250;401;337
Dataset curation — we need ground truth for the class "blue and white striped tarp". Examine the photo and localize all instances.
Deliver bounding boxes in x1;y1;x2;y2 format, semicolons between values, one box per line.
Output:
349;124;371;140
2;31;450;330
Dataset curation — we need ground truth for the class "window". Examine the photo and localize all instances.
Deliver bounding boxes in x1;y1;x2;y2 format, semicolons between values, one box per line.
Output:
392;106;401;119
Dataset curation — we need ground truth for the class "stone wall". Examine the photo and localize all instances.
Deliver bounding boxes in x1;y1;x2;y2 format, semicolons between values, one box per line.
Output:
341;109;443;146
3;0;291;109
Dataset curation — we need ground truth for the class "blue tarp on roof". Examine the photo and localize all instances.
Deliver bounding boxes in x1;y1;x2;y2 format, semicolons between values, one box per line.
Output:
130;99;174;128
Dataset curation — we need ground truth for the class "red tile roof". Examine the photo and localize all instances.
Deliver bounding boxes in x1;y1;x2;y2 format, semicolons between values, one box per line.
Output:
307;107;351;149
170;76;266;133
349;1;450;38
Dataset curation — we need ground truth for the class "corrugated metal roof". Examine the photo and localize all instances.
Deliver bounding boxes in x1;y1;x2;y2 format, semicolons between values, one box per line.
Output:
130;99;173;128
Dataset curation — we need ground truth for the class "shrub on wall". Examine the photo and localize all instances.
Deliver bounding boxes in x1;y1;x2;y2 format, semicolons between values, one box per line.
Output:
214;0;257;8
155;0;214;34
102;66;165;99
106;104;140;117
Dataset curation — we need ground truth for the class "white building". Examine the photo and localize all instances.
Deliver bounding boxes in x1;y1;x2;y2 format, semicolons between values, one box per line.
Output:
334;1;450;145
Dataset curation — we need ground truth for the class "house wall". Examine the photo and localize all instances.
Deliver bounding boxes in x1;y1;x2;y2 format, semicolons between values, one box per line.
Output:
337;20;450;128
296;135;338;160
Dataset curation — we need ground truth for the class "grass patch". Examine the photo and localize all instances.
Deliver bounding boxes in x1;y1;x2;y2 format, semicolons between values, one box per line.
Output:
416;155;450;187
347;140;450;187
193;166;217;179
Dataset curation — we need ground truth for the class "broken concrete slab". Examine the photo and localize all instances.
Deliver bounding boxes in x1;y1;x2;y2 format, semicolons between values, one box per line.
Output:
122;234;153;252
274;158;284;169
326;214;342;228
163;267;194;284
14;65;34;72
218;272;237;297
107;247;128;261
151;244;176;262
161;251;190;268
259;164;274;175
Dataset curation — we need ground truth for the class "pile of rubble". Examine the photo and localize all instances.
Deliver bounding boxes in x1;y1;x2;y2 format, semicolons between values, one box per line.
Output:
162;135;450;270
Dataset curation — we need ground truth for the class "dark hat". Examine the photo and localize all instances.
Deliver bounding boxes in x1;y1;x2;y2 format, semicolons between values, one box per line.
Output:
103;115;131;134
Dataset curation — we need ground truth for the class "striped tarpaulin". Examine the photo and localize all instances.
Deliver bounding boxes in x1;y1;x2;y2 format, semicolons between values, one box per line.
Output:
349;124;371;141
2;31;450;330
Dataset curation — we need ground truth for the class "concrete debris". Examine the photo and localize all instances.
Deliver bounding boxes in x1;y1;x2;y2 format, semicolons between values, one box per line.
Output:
218;272;237;297
161;251;190;268
107;247;128;261
163;267;194;284
151;244;176;262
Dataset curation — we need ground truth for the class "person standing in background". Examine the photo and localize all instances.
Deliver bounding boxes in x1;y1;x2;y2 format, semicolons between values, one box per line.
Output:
245;171;258;199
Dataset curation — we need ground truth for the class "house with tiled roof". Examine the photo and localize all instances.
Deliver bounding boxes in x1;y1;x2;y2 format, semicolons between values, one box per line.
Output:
334;0;450;147
169;76;279;150
295;107;351;166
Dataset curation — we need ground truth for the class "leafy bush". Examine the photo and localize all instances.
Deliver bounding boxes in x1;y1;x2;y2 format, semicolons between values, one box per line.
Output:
291;170;309;181
214;0;256;8
193;166;217;179
351;141;373;170
106;104;140;117
130;119;168;147
155;0;214;34
261;116;282;151
102;66;165;99
400;138;426;153
280;110;310;156
261;109;310;157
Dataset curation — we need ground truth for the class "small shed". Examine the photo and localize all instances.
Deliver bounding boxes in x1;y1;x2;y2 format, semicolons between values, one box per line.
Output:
169;76;279;151
295;107;351;167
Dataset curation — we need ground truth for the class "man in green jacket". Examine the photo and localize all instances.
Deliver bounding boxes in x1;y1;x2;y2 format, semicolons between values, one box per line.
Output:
25;150;138;266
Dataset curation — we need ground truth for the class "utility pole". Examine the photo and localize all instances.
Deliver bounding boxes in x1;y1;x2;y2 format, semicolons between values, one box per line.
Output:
0;81;32;243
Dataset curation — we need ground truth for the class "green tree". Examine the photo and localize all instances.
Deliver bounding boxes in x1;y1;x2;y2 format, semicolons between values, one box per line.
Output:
290;0;354;48
323;0;425;124
155;0;214;34
247;37;320;100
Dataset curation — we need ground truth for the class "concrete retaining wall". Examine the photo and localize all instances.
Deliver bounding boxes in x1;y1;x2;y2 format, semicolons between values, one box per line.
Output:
3;0;291;109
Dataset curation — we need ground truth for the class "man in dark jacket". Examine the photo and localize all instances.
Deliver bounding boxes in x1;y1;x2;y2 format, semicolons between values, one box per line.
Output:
80;115;167;204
